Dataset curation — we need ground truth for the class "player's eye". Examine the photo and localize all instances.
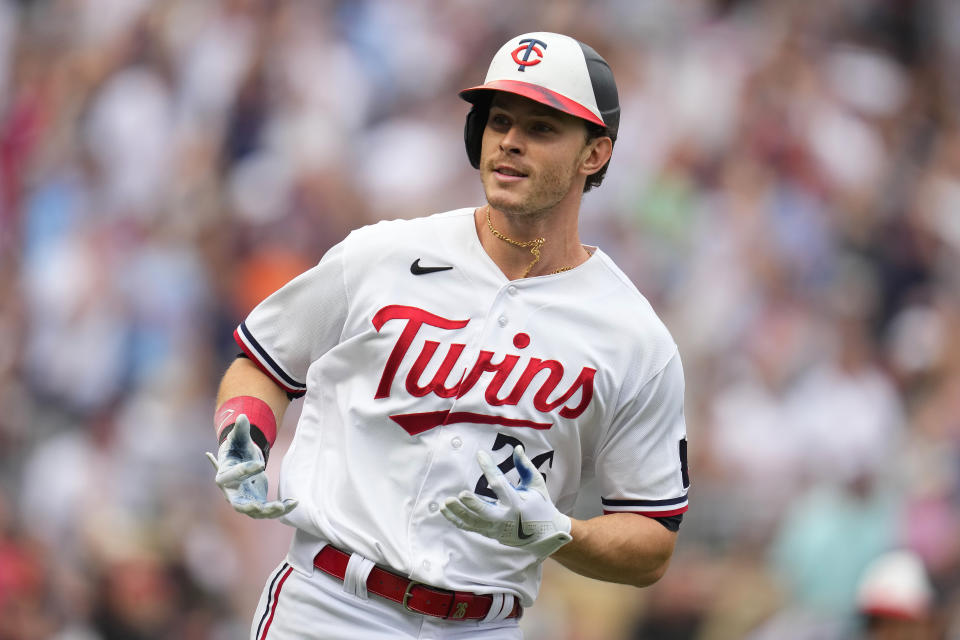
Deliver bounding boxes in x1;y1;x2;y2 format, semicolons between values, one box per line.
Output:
489;113;512;130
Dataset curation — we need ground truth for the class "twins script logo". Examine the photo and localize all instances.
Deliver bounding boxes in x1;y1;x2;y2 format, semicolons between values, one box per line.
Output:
372;305;595;435
511;38;548;71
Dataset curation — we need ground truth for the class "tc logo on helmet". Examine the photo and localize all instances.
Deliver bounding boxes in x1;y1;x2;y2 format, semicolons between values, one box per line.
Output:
511;38;548;71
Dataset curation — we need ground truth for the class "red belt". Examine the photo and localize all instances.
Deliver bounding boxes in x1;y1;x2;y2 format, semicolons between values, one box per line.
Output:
313;545;522;621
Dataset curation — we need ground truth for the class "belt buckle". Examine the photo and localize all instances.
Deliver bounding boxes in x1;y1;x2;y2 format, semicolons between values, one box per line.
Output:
401;580;426;614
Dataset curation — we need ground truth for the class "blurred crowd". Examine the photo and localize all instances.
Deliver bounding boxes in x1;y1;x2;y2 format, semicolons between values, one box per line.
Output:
1;0;960;638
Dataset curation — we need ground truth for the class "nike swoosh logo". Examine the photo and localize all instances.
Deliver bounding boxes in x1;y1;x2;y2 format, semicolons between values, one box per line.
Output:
517;514;534;540
410;259;453;275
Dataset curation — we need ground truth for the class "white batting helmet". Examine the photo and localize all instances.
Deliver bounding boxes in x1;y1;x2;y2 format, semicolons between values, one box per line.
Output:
459;32;620;177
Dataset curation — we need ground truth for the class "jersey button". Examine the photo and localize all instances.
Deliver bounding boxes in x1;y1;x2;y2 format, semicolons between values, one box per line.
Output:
422;560;431;570
451;436;463;449
429;502;439;512
498;315;508;327
507;285;518;296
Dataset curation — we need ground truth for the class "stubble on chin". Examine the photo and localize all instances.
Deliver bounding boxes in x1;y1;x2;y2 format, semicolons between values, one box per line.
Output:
483;166;576;221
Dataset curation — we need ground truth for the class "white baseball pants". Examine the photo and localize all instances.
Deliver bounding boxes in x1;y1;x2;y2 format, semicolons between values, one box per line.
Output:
249;560;523;640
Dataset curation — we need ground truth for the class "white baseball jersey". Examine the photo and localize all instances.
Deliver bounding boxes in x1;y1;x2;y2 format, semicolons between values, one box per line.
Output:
235;208;689;607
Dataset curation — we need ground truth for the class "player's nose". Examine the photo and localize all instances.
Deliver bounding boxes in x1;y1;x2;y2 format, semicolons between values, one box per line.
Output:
498;124;525;155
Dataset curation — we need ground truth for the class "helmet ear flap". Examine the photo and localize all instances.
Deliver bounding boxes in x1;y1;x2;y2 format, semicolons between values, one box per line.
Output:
464;102;489;169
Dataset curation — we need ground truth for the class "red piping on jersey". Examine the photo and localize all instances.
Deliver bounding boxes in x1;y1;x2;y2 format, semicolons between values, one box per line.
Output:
258;566;294;640
390;410;552;436
234;328;304;395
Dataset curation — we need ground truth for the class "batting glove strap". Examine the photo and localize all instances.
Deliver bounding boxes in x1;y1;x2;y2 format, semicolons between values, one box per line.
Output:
441;446;573;560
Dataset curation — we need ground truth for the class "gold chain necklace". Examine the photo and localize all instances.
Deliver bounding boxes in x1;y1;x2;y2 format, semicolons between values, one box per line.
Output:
485;207;572;277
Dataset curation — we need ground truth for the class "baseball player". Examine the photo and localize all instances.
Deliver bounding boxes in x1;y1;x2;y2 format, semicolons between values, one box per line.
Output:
208;31;689;639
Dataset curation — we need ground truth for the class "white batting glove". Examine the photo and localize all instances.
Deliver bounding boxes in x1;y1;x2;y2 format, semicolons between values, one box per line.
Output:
205;414;298;519
441;445;572;559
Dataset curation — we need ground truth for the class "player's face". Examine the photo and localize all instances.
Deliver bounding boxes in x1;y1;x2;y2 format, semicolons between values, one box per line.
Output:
479;93;594;217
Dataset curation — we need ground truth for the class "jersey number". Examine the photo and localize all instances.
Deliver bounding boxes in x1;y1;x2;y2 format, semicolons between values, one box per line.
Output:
474;433;556;500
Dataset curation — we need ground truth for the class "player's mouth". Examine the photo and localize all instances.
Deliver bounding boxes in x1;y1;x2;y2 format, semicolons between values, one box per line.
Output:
493;164;529;183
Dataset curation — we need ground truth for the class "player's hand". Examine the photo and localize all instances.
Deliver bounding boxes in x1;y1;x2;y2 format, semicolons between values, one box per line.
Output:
441;445;572;559
205;414;298;519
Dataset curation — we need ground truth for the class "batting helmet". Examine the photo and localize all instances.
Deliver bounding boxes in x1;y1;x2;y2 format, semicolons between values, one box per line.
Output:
459;32;620;190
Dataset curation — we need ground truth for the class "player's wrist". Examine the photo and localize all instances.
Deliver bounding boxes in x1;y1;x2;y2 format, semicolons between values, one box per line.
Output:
215;396;277;463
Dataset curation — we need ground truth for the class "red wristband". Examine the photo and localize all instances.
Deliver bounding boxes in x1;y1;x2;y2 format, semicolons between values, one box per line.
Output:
215;396;277;447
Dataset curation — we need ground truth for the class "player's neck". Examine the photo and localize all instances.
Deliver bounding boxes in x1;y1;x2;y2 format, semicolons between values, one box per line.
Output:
476;203;590;280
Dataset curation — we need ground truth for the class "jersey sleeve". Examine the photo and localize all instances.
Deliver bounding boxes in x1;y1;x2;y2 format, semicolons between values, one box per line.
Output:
595;351;689;518
234;242;348;397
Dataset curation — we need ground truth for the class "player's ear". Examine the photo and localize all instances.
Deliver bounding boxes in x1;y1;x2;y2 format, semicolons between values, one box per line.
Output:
580;136;613;177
